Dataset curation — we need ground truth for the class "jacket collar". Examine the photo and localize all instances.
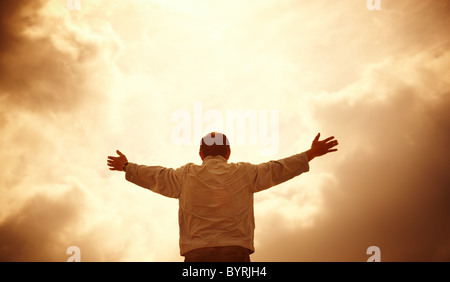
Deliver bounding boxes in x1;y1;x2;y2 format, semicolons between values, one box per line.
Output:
202;155;227;164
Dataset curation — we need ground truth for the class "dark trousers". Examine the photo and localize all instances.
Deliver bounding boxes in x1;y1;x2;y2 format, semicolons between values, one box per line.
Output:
184;246;251;262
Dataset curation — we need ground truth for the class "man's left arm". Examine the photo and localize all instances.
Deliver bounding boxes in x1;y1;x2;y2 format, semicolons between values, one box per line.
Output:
246;152;310;193
246;133;338;193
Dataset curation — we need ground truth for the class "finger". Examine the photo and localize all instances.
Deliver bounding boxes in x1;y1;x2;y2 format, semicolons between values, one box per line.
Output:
322;136;335;143
327;149;338;153
117;150;124;156
107;156;117;160
327;141;339;148
313;133;320;143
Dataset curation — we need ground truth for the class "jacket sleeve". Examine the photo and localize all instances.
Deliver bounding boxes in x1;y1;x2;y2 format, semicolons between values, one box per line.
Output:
125;163;186;199
245;152;310;193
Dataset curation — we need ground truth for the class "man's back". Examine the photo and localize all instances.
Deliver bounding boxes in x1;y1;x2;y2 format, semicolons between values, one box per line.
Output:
125;152;310;255
108;132;338;261
179;155;256;255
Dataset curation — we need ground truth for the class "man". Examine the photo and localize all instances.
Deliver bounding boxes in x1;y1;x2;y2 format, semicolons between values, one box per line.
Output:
107;132;338;262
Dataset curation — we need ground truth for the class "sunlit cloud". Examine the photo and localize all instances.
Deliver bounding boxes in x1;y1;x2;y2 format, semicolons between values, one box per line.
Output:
1;0;449;261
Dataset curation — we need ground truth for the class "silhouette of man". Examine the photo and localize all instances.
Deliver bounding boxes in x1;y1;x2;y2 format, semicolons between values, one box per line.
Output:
107;132;338;262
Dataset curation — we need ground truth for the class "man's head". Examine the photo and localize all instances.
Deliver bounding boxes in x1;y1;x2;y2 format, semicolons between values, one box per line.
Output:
199;132;231;161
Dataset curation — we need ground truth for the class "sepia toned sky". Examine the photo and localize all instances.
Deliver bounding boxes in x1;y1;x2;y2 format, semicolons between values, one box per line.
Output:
1;0;449;261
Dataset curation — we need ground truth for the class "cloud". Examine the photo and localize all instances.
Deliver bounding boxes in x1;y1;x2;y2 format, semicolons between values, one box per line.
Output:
1;181;84;261
0;0;121;114
0;0;125;261
1;0;449;262
0;180;132;262
0;0;113;199
253;48;450;261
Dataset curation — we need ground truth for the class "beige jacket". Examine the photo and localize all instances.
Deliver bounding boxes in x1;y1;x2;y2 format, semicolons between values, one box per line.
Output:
125;152;310;255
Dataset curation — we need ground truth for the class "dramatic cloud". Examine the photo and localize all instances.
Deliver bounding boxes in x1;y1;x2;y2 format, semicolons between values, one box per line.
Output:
1;0;449;261
0;0;127;261
254;49;450;261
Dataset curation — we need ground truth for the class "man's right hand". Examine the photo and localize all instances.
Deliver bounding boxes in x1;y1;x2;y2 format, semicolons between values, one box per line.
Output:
306;133;338;161
107;150;128;171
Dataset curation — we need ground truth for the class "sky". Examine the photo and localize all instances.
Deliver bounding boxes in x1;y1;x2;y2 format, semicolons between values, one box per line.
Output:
0;0;449;262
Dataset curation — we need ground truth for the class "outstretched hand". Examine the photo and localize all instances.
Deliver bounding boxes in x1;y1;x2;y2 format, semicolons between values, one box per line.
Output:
107;150;128;171
306;133;338;161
